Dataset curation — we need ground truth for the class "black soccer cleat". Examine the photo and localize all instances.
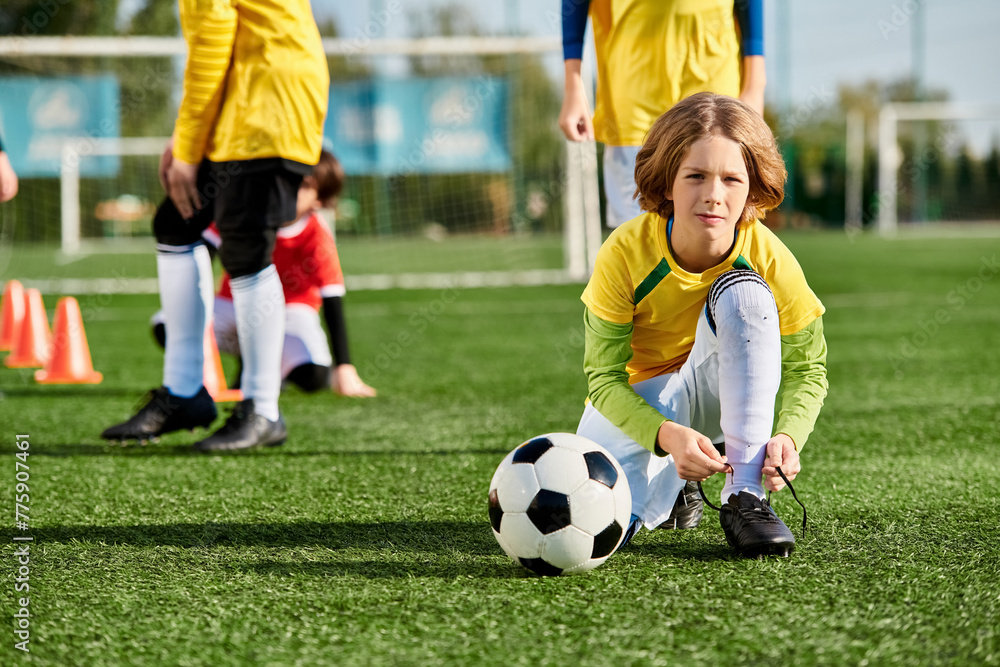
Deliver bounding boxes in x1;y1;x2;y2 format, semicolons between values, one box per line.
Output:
193;399;287;452
658;480;704;530
101;386;217;442
719;491;795;558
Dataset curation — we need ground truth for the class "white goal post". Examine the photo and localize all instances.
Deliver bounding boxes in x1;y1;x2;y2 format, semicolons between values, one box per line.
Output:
59;137;169;255
876;101;1000;236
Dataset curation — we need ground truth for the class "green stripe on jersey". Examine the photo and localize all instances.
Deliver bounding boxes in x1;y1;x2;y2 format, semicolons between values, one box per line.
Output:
634;258;671;304
733;254;754;271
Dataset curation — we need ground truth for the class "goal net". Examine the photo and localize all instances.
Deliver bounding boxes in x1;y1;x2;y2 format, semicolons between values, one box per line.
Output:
0;36;601;289
870;102;1000;236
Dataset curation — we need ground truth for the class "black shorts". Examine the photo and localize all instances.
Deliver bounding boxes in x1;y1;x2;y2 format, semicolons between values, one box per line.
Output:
153;159;304;278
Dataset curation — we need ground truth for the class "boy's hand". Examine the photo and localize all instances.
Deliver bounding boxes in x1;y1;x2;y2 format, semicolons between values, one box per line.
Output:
559;87;594;141
656;421;731;482
332;364;377;398
559;62;594;141
762;434;800;492
166;156;201;219
158;138;174;192
0;150;19;202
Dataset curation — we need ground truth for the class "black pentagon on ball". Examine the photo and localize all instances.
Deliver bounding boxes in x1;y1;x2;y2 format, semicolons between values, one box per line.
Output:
488;488;503;533
591;520;624;558
519;557;563;577
512;436;554;464
584;450;618;488
526;489;571;534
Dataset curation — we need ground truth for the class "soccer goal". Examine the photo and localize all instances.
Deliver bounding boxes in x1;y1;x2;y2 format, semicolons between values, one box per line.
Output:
872;101;1000;236
0;35;603;289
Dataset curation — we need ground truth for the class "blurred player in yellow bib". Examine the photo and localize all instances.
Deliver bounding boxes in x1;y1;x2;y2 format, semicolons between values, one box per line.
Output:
560;0;766;228
102;0;329;451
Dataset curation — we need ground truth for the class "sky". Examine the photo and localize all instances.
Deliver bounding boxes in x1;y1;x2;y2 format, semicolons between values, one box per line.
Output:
310;0;1000;150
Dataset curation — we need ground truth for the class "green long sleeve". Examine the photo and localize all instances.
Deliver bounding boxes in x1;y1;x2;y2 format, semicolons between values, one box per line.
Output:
774;316;828;450
583;309;828;454
583;309;670;453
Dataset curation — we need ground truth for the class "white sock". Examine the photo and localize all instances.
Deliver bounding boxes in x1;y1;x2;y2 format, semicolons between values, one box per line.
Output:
158;243;214;398
230;265;284;421
710;272;781;504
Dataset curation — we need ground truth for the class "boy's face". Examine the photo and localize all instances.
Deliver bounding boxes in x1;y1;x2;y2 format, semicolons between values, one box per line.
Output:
666;135;750;244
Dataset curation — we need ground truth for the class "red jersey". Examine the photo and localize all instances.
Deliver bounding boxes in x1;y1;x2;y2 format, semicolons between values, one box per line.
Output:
211;212;345;311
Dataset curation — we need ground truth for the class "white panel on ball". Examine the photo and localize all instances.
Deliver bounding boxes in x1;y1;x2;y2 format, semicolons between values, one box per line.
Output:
492;528;521;563
540;525;594;570
562;556;607;576
545;432;596;454
495;463;540;513
499;513;544;559
489;451;515;491
611;473;634;528
568;480;615;535
532;445;590;495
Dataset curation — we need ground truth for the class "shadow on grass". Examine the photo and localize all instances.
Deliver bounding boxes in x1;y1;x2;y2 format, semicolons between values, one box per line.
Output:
11;443;513;458
11;442;263;457
240;558;530;580
24;520;498;553
0;385;143;399
21;520;535;579
626;540;734;562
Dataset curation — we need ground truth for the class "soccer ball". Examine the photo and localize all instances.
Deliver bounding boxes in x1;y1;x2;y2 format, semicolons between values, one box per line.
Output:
488;433;632;576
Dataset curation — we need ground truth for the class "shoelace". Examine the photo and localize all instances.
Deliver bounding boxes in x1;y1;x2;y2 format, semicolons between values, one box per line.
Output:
696;466;808;538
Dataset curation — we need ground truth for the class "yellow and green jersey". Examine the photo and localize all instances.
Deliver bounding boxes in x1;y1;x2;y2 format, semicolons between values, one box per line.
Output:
174;0;329;169
581;212;828;450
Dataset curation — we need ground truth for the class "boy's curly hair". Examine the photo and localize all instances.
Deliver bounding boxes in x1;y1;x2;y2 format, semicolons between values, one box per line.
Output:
634;93;786;225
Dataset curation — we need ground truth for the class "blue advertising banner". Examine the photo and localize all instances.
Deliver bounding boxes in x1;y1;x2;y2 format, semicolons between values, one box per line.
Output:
0;75;120;178
325;76;509;175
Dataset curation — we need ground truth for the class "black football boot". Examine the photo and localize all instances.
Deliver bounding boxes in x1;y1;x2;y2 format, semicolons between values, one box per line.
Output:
101;386;217;444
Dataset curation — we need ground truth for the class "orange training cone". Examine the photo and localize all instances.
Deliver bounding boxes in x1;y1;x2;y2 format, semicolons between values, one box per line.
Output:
0;279;25;352
203;323;242;402
35;296;103;384
5;288;50;368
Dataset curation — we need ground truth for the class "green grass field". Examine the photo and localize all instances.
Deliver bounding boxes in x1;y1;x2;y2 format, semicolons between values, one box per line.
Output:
2;231;999;666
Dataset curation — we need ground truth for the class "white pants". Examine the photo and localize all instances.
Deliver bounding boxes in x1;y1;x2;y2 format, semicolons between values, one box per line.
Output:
577;274;781;529
213;297;332;378
603;145;643;229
